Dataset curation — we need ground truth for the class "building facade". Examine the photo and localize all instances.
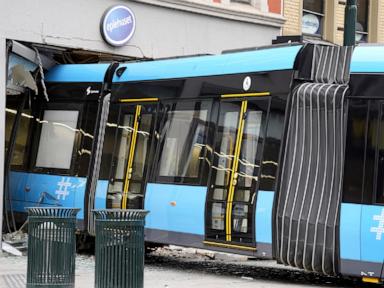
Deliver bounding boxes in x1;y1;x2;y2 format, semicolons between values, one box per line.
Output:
283;0;384;45
0;0;283;60
0;0;284;245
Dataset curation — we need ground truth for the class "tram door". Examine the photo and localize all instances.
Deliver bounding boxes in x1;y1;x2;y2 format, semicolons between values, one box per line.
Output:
108;100;158;210
206;95;269;249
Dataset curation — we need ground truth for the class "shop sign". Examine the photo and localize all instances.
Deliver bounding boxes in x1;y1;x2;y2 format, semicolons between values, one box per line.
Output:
100;5;136;47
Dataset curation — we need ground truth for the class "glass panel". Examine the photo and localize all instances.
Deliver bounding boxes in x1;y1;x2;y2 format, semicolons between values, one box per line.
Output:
237;110;263;189
78;103;99;177
343;100;367;203
303;0;323;13
231;0;251;3
302;12;322;35
259;110;285;191
363;102;378;203
5;107;17;155
233;189;251;202
5;100;32;168
131;112;153;180
212;104;240;187
376;105;384;204
158;101;209;180
128;182;142;196
127;182;144;209
12;109;32;166
107;109;135;208
114;114;134;180
213;188;228;201
302;0;323;35
107;181;123;208
232;204;249;233
357;0;369;32
35;110;79;169
211;202;225;230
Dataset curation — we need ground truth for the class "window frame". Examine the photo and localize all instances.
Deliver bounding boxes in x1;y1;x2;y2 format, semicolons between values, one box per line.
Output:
343;98;384;206
31;103;83;176
302;0;325;37
6;94;35;171
152;98;214;186
374;102;384;205
356;0;369;43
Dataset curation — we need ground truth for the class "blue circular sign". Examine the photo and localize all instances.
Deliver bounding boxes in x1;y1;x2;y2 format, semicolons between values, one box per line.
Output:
100;5;136;47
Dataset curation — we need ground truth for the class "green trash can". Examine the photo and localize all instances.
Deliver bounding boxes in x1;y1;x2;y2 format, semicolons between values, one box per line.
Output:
93;209;149;288
26;208;80;288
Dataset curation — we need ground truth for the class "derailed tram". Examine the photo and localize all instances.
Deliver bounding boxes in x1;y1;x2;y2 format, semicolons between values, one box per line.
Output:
4;43;384;283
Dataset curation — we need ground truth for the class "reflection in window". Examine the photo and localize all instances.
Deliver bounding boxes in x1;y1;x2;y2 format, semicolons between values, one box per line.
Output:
237;110;263;188
343;100;367;203
302;0;324;35
214;110;239;189
376;105;384;204
211;202;225;230
232;204;249;233
5;104;32;168
5;108;17;155
12;110;32;166
35;110;79;169
158;101;210;181
356;0;369;42
115;115;134;180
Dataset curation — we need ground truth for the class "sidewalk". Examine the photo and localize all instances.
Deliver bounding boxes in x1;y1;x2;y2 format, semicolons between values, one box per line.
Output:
0;248;351;288
0;253;284;288
0;254;95;288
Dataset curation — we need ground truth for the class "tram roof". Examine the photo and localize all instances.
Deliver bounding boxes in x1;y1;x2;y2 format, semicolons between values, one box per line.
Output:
45;63;111;83
45;45;303;83
113;45;303;82
350;45;384;73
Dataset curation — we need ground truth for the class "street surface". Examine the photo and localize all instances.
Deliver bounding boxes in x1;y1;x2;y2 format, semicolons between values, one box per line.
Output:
0;246;378;287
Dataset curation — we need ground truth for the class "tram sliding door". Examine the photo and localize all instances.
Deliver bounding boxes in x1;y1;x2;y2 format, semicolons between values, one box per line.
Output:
107;101;157;209
205;96;269;249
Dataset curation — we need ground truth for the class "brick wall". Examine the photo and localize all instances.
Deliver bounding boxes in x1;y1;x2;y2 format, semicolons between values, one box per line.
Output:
335;2;345;45
378;1;384;42
282;0;301;35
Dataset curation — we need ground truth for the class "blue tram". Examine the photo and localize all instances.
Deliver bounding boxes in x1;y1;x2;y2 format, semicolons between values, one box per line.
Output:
4;43;384;282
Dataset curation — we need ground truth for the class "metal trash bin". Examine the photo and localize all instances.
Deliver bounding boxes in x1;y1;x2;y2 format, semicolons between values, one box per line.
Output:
93;209;149;288
26;208;80;288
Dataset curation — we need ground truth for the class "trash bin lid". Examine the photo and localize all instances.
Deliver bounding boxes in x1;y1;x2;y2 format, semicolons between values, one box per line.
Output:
93;209;149;220
26;207;80;217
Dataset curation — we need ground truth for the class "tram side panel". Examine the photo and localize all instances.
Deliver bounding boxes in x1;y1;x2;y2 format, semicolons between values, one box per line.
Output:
106;69;294;255
5;65;110;230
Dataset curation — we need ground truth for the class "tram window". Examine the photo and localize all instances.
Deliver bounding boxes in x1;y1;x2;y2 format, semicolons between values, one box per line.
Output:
343;100;368;203
157;101;210;184
259;110;285;191
78;103;99;177
363;102;378;203
376;104;384;204
5;106;17;155
211;202;225;230
344;100;383;204
12;109;32;167
35;110;79;170
232;204;249;233
6;99;33;168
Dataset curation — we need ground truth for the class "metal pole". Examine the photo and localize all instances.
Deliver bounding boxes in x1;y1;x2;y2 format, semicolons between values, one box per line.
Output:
0;37;7;252
344;0;357;46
